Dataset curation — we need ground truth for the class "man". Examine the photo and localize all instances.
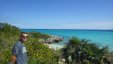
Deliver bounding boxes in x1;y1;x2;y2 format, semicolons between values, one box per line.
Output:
11;32;28;64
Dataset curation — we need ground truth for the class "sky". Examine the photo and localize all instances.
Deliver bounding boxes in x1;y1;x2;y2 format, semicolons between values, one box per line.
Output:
0;0;113;29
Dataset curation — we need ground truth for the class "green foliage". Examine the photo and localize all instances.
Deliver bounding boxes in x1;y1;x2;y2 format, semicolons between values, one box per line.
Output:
1;23;113;64
62;37;113;64
24;34;59;64
29;32;50;39
26;41;59;64
0;23;20;36
0;23;20;64
0;23;59;64
69;37;81;44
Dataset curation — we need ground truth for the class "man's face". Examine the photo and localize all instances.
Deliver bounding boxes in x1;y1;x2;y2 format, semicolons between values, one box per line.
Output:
20;33;28;42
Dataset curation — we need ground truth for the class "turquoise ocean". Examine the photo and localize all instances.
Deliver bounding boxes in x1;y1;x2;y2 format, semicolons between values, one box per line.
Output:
21;29;113;50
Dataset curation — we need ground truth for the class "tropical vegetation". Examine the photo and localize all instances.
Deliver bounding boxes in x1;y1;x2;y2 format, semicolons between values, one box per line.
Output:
0;23;59;64
0;23;113;64
61;37;113;64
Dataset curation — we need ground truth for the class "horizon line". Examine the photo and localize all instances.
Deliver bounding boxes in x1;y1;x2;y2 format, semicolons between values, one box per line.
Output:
20;28;113;31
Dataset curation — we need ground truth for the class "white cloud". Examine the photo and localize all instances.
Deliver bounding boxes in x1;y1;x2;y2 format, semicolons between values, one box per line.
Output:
1;20;113;30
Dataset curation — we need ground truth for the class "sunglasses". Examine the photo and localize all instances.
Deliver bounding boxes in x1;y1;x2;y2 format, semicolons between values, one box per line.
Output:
21;36;28;38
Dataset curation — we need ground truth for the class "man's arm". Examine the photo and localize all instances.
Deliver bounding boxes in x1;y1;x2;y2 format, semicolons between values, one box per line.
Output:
11;55;16;64
11;42;19;64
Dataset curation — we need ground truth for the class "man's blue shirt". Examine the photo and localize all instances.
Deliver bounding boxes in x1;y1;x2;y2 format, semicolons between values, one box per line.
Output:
12;41;27;64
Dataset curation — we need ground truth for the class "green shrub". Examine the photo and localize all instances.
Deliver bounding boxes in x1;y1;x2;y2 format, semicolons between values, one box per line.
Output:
0;23;59;64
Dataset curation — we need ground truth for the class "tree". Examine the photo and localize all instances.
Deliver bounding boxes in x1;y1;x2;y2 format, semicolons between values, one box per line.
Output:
61;37;113;64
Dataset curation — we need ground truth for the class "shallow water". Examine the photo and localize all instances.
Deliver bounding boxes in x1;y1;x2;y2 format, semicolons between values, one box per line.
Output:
21;29;113;50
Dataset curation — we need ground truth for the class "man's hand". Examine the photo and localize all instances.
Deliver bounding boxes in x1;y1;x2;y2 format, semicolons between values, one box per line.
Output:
11;55;16;64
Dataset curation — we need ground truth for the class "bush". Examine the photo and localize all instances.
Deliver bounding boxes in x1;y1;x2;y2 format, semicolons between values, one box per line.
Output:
26;41;59;64
0;23;20;64
61;37;113;64
0;23;59;64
